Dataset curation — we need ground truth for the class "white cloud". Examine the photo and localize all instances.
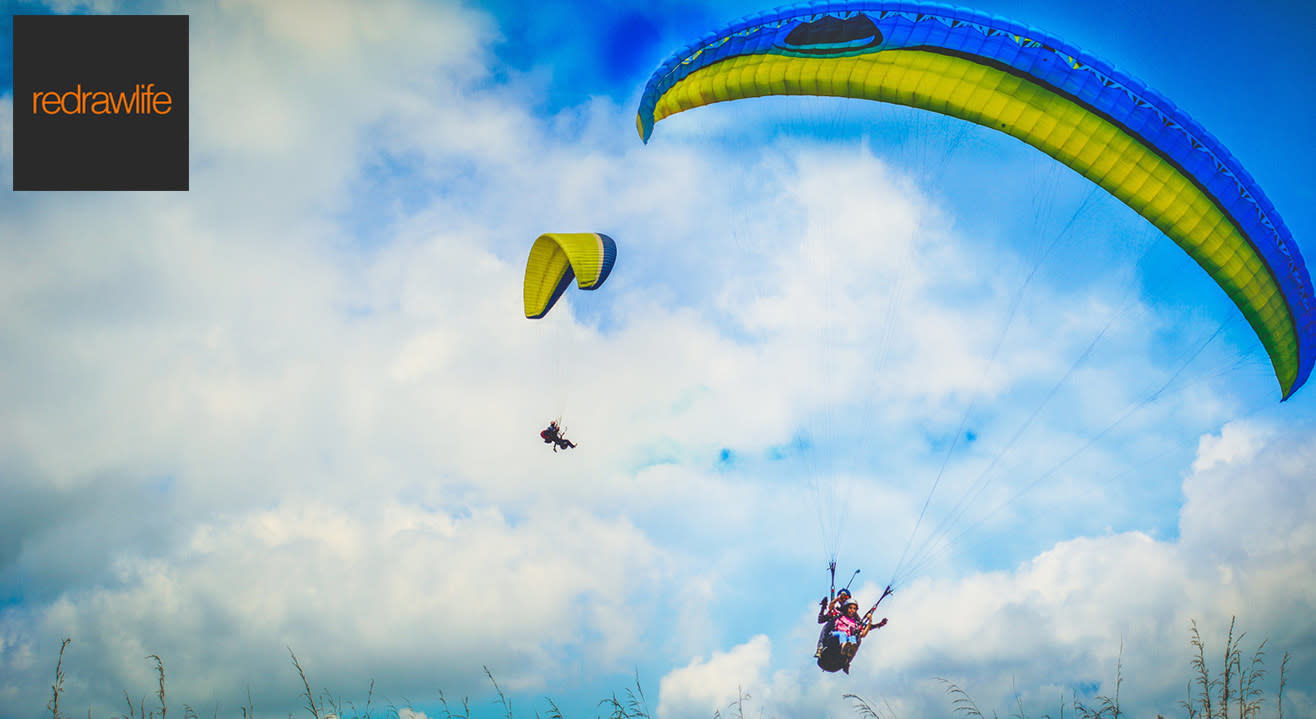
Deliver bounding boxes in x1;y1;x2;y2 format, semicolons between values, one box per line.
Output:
1191;421;1268;474
2;499;671;715
658;635;772;719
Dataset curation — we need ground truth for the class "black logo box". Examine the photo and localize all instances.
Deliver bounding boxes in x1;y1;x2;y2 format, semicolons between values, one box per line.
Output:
13;14;188;191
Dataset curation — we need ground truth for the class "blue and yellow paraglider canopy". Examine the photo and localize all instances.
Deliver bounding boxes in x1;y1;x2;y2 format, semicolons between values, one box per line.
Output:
523;232;617;320
637;1;1315;400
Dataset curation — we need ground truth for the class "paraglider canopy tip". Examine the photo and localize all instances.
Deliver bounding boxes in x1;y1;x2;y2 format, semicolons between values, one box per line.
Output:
1280;381;1297;401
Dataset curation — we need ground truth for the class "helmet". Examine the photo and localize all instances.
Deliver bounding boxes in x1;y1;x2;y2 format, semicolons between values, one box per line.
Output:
843;598;859;609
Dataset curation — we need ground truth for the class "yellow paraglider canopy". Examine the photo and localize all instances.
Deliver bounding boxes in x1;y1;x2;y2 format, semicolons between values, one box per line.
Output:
523;232;617;320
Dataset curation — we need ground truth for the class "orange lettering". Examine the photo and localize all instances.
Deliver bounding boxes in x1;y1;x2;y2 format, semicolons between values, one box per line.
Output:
30;83;175;115
108;90;129;114
60;86;80;114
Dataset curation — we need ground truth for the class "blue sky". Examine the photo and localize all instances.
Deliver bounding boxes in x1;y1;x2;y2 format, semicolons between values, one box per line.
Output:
2;1;1315;718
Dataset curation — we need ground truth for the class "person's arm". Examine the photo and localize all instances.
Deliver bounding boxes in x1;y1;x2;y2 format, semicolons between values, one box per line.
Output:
859;586;894;626
863;617;888;635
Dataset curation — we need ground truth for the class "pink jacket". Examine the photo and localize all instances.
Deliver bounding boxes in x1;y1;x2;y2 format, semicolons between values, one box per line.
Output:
833;613;862;636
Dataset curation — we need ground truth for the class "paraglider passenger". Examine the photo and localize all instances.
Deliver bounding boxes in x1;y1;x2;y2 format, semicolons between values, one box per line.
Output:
830;599;864;663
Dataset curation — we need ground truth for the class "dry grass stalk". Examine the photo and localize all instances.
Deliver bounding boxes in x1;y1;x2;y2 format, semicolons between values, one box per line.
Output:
939;678;989;719
842;693;883;719
47;637;71;719
437;689;471;719
149;654;167;719
289;647;320;718
599;671;652;719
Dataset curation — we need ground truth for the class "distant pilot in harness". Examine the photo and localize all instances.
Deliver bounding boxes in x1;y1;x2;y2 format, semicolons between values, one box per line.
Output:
540;421;576;452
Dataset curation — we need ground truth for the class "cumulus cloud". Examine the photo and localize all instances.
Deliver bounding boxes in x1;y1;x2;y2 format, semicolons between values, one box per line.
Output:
2;499;670;714
658;635;772;719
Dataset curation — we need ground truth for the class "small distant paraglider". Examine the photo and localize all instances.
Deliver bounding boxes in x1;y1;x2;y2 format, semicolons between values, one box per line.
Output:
524;232;617;453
